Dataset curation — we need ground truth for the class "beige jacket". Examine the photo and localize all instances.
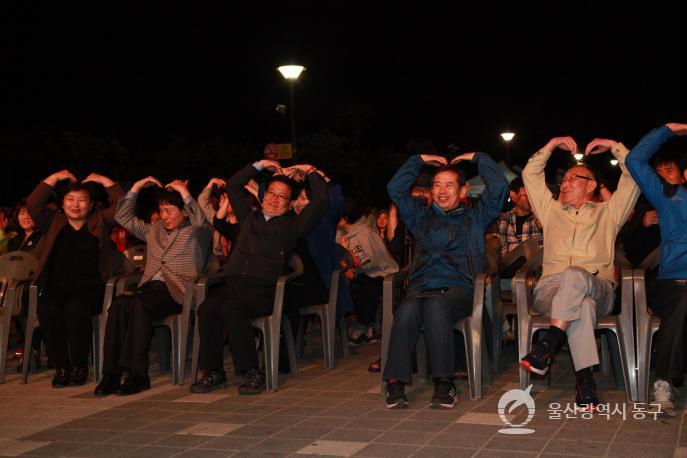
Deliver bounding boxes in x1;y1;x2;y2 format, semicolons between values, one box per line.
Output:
522;144;640;285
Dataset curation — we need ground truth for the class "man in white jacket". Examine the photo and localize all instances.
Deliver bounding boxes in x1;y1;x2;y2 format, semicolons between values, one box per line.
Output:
520;136;639;410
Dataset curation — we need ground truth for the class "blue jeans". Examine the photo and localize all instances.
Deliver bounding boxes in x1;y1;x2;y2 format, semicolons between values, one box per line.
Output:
383;285;474;383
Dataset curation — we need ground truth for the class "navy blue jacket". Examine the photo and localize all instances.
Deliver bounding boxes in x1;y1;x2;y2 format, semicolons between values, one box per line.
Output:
387;153;508;291
305;184;355;317
626;126;687;279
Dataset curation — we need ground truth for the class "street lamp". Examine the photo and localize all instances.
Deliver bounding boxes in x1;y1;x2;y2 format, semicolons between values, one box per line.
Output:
500;132;515;163
277;65;306;162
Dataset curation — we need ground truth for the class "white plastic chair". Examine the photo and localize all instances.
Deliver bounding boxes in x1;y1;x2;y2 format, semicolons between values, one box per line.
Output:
95;251;220;385
295;269;350;369
514;253;638;402
633;247;661;404
0;251;39;383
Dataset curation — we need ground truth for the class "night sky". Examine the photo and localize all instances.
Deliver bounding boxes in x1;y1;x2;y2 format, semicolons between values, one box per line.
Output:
1;3;686;204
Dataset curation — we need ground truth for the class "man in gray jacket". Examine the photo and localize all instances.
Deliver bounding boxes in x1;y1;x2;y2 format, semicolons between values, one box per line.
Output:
338;196;399;345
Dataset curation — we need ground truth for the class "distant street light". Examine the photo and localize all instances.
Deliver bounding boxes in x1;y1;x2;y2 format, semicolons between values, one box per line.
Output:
277;65;306;162
500;132;515;163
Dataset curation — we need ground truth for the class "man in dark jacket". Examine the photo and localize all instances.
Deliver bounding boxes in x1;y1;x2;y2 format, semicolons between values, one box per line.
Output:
191;159;328;395
383;152;507;409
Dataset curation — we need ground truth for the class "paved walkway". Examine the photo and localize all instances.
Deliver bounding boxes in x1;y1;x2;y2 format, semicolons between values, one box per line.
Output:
0;337;685;457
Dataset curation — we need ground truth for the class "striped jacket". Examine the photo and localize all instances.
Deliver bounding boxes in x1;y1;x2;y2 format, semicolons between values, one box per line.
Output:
115;192;212;304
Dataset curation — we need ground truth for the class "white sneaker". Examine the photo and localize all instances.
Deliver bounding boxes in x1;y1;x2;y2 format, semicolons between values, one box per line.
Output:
650;379;680;417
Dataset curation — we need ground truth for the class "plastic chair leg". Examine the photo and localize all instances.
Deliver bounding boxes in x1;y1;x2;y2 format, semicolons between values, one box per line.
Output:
637;329;654;404
324;308;335;370
176;316;190;385
0;313;11;384
295;316;305;359
191;314;200;384
601;333;610;376
21;322;34;384
518;324;533;390
91;317;100;383
338;318;349;358
282;318;298;377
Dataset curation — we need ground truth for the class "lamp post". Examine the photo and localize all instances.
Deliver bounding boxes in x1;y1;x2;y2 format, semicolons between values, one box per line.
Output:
500;131;515;164
277;65;306;163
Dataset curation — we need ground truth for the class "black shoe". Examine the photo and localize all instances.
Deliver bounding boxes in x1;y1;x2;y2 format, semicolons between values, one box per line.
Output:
575;379;599;411
51;366;69;388
116;373;151;395
190;370;228;393
385;380;409;409
238;368;266;395
94;373;121;396
520;341;553;375
431;378;458;409
68;364;89;386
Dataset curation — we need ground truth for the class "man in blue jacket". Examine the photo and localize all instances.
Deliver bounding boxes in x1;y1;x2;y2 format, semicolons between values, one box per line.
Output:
383;152;508;408
626;122;687;416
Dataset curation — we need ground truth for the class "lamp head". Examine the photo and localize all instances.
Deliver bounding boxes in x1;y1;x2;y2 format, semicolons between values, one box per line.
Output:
277;65;306;80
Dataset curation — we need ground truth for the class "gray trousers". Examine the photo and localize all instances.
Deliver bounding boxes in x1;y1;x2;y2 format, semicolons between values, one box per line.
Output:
532;267;615;371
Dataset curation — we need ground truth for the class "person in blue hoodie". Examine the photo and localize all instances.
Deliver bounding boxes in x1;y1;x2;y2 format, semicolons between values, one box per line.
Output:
284;170;355;343
383;151;508;409
626;122;687;417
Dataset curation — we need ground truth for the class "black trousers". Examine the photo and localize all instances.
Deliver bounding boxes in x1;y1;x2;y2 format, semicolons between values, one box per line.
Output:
382;286;474;383
651;278;687;385
38;286;104;367
349;274;383;326
198;276;275;374
102;281;181;375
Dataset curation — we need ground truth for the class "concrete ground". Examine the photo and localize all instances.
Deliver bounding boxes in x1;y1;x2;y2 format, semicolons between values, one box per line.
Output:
0;333;685;457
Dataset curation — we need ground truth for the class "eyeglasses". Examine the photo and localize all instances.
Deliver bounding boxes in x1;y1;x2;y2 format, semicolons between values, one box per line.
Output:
560;174;594;186
265;190;291;202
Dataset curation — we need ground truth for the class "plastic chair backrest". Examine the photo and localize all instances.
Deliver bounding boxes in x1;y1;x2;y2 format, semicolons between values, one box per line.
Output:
0;251;39;282
0;252;38;310
497;234;543;273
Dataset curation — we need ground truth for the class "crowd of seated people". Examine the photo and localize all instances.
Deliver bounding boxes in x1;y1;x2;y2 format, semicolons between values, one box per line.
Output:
0;125;685;419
